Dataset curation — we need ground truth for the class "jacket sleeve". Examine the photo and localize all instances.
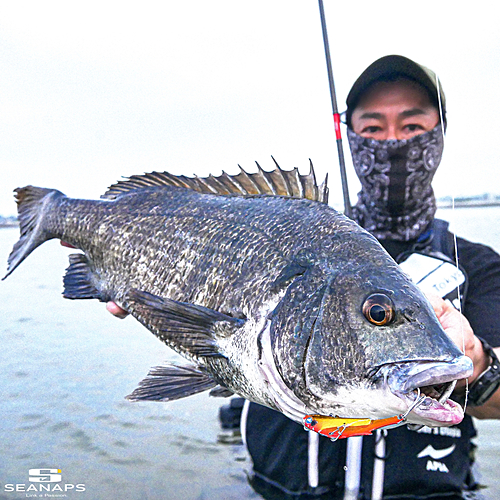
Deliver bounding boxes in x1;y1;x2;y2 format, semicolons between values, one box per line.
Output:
457;237;500;348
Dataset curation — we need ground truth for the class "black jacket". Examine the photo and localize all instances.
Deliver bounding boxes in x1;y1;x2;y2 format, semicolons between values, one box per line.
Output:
242;220;500;500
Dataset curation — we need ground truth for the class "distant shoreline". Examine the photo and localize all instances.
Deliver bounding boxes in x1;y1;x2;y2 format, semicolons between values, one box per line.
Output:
437;200;500;209
1;199;500;228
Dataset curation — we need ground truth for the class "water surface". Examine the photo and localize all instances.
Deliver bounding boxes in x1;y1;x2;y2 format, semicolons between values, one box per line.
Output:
1;206;500;499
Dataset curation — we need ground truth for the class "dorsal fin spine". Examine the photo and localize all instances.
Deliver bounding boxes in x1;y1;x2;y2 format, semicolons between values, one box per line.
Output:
255;161;277;195
236;165;261;194
270;157;293;197
101;160;329;204
207;174;231;194
219;171;246;195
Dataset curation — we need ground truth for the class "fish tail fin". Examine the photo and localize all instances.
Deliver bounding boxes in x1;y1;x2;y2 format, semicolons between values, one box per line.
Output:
3;186;64;280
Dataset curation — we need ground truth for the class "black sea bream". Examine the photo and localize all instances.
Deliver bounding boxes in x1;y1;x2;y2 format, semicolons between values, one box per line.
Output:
4;165;472;427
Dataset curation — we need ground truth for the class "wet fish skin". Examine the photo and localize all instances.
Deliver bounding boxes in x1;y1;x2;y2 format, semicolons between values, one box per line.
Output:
4;168;472;426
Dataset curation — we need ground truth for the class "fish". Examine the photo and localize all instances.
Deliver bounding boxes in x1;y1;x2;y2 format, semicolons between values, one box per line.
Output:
3;162;473;428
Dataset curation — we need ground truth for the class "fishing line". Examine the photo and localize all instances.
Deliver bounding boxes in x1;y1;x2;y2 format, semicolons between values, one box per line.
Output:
435;73;469;408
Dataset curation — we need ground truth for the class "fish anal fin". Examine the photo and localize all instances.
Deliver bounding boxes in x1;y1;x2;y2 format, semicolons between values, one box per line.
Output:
126;364;218;402
63;253;103;300
128;289;245;358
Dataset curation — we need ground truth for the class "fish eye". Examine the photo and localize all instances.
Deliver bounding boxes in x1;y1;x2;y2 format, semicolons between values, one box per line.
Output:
362;293;395;326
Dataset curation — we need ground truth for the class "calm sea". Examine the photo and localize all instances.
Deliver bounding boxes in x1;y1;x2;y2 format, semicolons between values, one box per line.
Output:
1;206;499;500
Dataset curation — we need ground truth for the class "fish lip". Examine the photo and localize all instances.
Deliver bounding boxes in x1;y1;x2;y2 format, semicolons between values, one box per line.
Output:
397;356;473;393
374;356;473;425
398;388;465;426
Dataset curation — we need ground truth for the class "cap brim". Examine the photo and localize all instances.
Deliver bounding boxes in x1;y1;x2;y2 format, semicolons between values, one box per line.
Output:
346;55;445;121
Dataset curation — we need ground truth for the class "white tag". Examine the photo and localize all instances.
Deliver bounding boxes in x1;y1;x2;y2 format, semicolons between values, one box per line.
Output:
399;253;465;298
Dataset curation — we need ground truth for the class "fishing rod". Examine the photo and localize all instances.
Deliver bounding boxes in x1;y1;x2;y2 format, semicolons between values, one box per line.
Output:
317;0;352;218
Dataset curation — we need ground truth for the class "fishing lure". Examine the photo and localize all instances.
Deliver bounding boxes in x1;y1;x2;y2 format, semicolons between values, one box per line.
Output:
304;394;426;442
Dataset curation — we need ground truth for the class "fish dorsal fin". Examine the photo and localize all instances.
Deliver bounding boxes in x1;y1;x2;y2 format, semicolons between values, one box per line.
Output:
101;158;329;203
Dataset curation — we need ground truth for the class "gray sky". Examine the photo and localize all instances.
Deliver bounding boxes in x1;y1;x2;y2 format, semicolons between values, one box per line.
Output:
1;1;499;216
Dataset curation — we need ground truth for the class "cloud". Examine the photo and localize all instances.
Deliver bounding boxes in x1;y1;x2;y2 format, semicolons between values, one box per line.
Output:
1;1;499;215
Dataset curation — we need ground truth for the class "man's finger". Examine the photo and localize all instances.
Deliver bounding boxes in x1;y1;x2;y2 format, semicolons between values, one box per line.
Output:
60;241;77;249
106;301;129;319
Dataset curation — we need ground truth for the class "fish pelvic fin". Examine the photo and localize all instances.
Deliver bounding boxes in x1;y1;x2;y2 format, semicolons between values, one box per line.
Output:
63;253;103;300
126;363;219;402
3;186;64;280
127;289;245;358
208;386;234;397
101;160;329;203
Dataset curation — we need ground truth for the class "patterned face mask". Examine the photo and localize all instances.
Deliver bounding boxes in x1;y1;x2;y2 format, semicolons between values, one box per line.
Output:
347;124;444;241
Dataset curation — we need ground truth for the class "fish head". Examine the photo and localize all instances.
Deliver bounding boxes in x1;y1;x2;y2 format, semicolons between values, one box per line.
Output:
268;235;472;427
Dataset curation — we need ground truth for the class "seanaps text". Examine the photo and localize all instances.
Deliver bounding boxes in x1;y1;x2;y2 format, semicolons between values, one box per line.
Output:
3;483;86;492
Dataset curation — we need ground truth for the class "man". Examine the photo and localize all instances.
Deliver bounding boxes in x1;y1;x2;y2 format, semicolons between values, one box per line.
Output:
240;56;500;500
102;56;500;498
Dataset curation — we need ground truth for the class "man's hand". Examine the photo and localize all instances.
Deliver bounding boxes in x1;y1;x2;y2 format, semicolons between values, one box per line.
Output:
106;301;129;319
425;293;500;418
60;241;76;249
425;292;488;389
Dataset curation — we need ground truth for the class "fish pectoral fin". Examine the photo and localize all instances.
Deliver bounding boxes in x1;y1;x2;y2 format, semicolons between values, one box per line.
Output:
271;260;310;292
126;363;218;402
63;254;103;300
128;289;245;358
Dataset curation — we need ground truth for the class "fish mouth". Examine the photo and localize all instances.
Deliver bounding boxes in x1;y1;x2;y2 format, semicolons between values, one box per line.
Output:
376;356;473;426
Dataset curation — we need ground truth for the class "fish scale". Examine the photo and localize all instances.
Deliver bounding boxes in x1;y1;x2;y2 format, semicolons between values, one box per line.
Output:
3;167;473;429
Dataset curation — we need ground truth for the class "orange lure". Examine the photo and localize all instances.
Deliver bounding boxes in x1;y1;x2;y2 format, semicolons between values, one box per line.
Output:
303;414;406;441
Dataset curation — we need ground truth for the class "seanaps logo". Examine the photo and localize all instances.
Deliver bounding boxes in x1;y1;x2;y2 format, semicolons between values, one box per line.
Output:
29;469;62;483
2;468;86;496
